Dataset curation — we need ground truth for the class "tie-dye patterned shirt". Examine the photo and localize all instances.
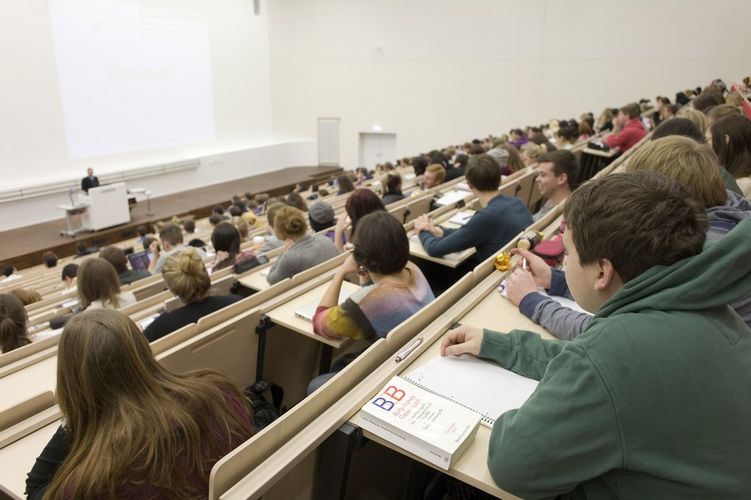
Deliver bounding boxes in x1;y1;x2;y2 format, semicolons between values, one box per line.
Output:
313;262;435;341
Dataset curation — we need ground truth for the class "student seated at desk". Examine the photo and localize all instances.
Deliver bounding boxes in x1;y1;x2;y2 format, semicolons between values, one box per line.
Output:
507;136;751;340
210;222;257;272
78;258;137;311
442;172;751;499
26;309;253;499
145;249;242;342
308;200;337;241
255;202;287;253
60;263;78;294
382;174;407;205
334;189;386;252
531;150;578;221
414;154;532;263
266;206;339;285
0;294;55;353
310;212;434;392
99;246;152;286
149;223;206;275
603;102;647;152
10;288;42;306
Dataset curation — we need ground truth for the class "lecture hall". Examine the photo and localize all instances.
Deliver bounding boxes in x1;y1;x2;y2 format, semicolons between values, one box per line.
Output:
1;1;751;499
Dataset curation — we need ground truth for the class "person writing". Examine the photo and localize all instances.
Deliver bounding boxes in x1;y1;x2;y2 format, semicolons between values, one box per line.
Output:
414;154;532;264
441;172;751;499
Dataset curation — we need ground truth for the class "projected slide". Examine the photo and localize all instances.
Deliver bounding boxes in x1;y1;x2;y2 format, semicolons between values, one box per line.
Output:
49;0;216;159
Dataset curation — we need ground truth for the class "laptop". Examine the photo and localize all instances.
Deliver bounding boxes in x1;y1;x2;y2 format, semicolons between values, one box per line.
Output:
127;250;151;271
294;289;352;322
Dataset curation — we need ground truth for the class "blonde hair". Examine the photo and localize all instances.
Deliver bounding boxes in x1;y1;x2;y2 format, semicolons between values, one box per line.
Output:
625;135;727;209
521;142;544;163
77;258;123;309
10;288;42;306
45;309;252;499
241;211;261;228
425;164;446;183
273;206;307;240
162;249;211;304
232;216;249;239
677;107;708;135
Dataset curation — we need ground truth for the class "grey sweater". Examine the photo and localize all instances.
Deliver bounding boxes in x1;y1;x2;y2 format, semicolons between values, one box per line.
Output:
266;234;339;284
520;190;751;340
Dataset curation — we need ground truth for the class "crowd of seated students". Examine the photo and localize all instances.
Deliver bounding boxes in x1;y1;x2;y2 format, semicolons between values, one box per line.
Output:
414;153;533;265
5;76;750;497
443;169;751;498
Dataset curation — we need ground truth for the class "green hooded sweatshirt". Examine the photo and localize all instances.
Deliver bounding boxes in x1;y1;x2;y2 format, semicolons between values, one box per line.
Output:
479;219;751;499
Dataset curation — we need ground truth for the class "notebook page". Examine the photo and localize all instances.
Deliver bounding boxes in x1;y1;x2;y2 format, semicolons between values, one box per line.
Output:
403;355;538;426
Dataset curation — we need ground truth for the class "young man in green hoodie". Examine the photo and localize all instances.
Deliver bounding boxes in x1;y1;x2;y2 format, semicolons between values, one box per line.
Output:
442;171;751;499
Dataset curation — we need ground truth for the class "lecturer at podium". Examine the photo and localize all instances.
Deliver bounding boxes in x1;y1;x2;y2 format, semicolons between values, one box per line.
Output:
81;168;99;193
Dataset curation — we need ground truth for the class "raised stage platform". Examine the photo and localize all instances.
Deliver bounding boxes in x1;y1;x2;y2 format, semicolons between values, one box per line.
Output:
0;165;342;270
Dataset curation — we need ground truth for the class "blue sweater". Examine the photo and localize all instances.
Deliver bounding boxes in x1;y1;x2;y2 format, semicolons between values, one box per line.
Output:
418;194;532;263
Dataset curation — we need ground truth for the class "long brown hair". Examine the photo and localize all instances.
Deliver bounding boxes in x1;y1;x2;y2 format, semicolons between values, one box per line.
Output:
45;310;252;499
0;293;30;353
77;258;123;309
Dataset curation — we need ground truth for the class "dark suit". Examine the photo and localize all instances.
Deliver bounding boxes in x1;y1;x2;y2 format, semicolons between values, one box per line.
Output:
81;176;99;193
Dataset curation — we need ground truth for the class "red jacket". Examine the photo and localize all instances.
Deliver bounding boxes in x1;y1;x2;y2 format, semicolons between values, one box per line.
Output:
604;118;647;152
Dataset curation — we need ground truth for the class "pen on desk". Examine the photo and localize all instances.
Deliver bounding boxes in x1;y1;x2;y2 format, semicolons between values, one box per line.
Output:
395;337;423;362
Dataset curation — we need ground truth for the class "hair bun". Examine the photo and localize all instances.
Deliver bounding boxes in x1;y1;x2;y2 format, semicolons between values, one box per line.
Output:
178;249;202;275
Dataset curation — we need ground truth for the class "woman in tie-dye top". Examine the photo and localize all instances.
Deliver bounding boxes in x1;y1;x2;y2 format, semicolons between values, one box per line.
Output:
313;211;434;342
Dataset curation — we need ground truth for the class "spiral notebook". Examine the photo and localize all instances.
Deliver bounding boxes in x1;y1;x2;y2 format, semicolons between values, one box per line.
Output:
403;355;539;428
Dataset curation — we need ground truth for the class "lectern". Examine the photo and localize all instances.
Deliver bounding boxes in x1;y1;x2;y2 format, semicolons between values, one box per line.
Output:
81;182;131;231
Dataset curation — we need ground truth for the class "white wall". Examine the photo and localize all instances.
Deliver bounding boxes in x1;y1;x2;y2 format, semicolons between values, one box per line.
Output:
267;0;751;168
0;0;274;187
0;140;315;231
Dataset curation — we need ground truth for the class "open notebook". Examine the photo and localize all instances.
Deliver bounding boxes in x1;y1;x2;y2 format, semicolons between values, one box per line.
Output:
403;355;538;427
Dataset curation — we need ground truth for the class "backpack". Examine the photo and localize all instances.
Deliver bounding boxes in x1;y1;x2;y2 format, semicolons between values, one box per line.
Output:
243;380;284;431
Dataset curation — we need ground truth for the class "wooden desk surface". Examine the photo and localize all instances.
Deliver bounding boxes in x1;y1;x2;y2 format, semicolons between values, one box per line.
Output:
0;356;57;414
408;209;476;268
582;147;617;158
349;336;517;498
0;421;58;498
264;280;360;349
237;263;273;292
348;270;553;498
458;276;553;339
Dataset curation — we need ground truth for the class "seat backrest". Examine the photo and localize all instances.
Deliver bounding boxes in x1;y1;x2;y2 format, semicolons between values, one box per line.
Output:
157;308;261;390
209;338;389;500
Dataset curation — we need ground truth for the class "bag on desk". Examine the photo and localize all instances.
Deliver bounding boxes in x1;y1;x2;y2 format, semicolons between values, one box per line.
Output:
533;239;565;267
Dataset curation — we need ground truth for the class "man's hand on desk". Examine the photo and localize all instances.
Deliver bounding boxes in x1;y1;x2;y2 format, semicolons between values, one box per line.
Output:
441;325;483;357
510;248;551;289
